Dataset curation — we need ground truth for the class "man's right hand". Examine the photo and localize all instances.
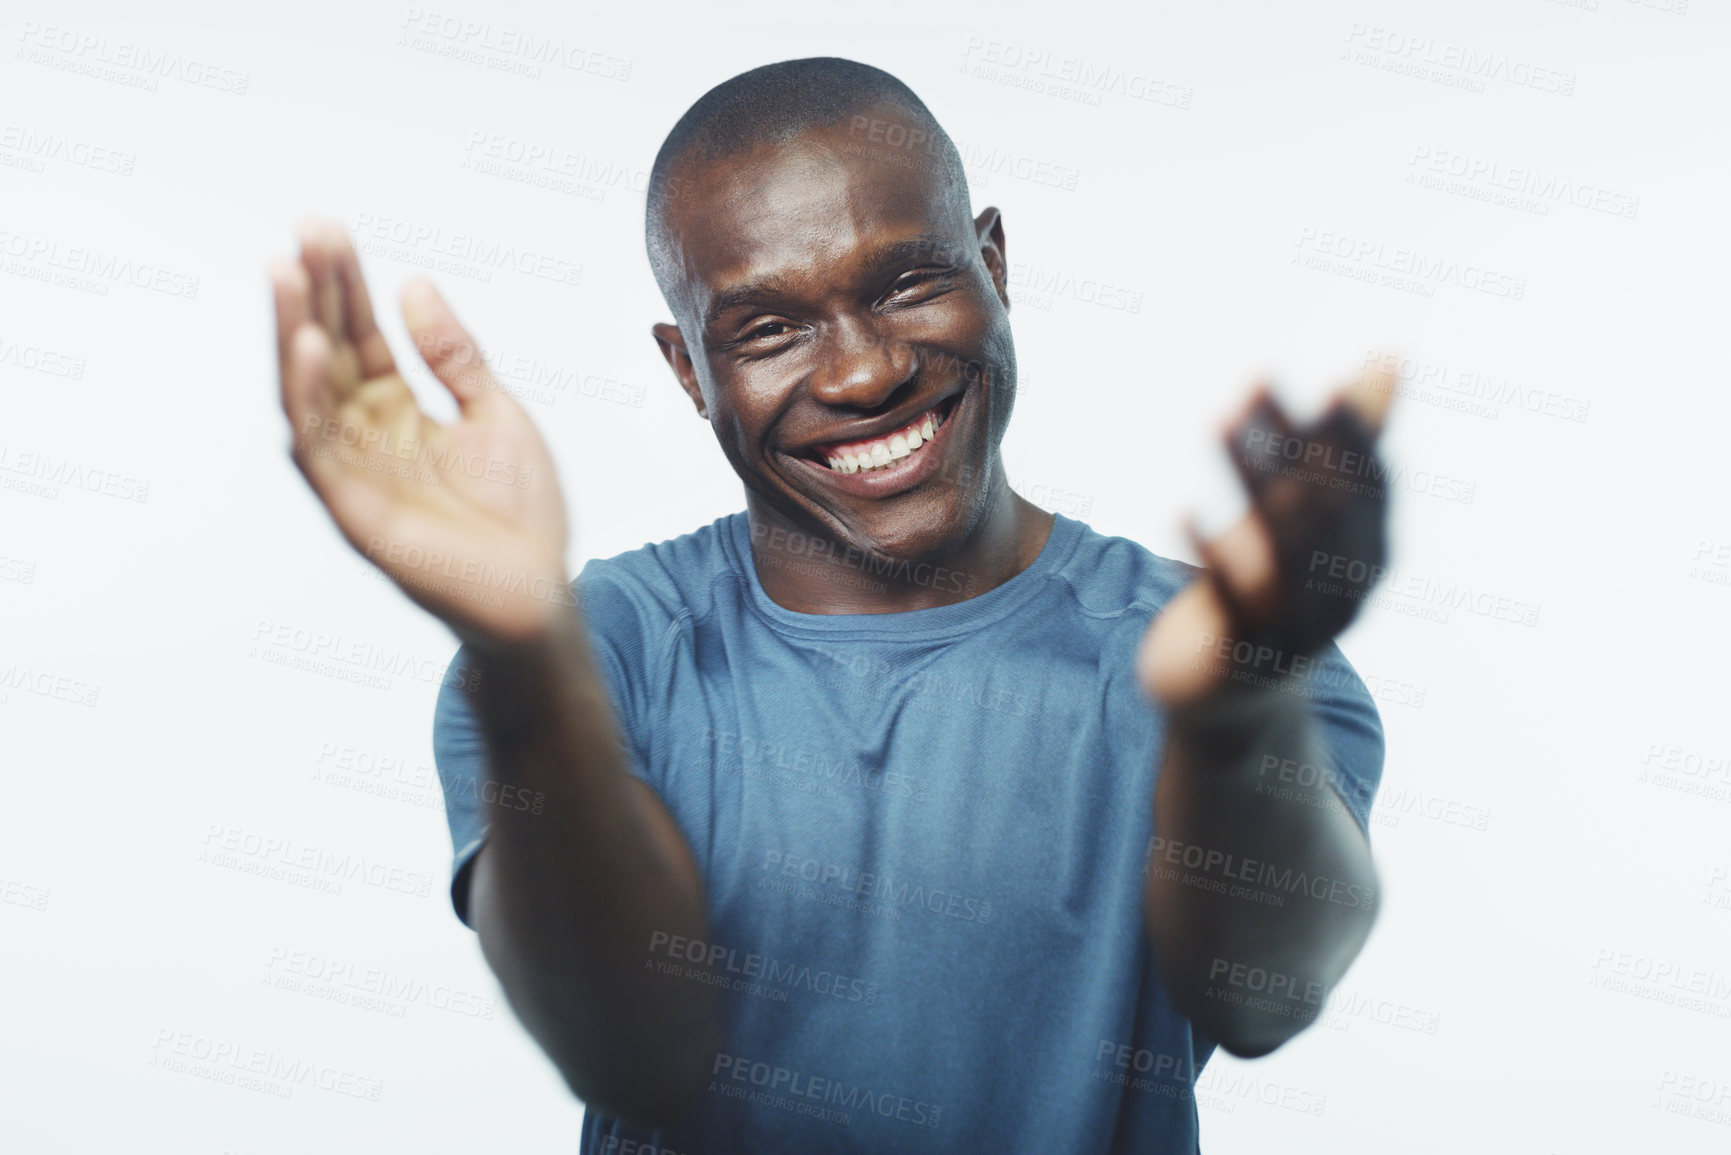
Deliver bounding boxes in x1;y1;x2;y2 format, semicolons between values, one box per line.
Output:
271;219;573;648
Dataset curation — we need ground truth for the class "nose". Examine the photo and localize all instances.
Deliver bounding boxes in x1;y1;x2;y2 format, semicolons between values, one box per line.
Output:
806;316;918;411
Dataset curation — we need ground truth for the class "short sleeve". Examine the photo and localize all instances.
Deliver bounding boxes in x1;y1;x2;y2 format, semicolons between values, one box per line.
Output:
432;648;489;928
1300;642;1386;835
569;563;668;779
429;567;670;929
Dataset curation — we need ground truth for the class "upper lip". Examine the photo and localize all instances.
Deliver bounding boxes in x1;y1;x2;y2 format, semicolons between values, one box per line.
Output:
789;390;960;459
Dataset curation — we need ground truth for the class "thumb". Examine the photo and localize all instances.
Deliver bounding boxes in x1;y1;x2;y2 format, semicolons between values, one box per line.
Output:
401;278;495;410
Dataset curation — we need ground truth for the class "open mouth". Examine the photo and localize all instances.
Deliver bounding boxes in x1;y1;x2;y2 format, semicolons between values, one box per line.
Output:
805;394;959;473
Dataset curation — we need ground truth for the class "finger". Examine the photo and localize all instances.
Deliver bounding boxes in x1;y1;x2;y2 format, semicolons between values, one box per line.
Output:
401;278;494;411
282;324;337;468
1225;387;1299;500
269;257;310;373
1334;351;1398;435
299;218;344;336
325;221;396;380
1215;379;1275;437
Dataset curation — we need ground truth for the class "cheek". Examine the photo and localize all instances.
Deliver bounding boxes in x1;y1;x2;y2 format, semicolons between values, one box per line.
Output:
897;295;1001;377
709;379;786;460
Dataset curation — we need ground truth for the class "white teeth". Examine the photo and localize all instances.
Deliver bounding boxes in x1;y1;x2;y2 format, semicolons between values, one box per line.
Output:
819;401;951;472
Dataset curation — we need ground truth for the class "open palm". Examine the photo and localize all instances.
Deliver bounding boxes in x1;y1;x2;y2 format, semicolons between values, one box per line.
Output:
272;221;573;648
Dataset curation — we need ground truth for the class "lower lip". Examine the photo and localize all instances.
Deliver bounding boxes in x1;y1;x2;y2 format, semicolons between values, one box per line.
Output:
786;394;963;499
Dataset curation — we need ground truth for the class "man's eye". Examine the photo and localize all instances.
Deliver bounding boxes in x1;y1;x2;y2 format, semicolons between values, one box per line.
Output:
746;322;793;341
886;269;953;301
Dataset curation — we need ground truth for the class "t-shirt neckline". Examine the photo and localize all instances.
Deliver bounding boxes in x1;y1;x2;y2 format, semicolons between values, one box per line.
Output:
722;509;1082;640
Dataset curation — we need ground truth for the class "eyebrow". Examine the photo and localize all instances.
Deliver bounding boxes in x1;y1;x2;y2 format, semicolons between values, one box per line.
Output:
701;233;966;333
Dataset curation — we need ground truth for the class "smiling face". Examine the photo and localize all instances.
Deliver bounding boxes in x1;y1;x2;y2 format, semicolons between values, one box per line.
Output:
651;103;1017;564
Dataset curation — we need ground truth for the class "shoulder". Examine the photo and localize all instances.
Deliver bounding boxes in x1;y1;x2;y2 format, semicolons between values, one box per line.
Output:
1047;515;1201;621
574;511;742;632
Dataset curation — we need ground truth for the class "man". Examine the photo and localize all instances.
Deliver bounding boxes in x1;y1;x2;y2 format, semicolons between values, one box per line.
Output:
272;56;1394;1154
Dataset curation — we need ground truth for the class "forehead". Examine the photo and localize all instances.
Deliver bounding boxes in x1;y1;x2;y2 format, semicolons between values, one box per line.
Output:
665;117;966;314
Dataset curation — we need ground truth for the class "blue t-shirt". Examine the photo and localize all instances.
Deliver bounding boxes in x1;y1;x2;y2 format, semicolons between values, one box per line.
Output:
432;511;1384;1154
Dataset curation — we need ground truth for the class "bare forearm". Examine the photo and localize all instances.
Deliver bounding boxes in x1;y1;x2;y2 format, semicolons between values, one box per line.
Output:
463;604;718;1122
1142;679;1378;1056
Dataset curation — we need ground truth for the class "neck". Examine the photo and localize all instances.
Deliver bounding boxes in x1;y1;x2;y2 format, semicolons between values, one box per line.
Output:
743;474;1056;615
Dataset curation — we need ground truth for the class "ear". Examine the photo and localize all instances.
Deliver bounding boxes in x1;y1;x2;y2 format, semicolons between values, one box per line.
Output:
652;321;709;419
975;206;1008;311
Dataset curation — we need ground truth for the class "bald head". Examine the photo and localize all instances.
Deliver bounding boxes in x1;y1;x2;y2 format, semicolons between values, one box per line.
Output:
644;57;972;325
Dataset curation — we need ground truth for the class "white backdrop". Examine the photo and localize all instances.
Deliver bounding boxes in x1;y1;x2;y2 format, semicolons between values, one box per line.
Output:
3;0;1728;1151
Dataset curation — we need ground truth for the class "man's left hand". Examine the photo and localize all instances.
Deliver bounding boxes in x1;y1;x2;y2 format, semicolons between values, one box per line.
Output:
1138;359;1398;708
